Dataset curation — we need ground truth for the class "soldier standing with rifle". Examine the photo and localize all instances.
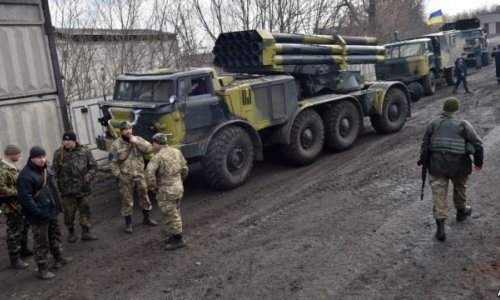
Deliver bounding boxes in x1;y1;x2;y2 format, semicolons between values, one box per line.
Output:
146;133;188;250
52;131;98;242
0;144;33;269
109;121;157;233
418;97;483;241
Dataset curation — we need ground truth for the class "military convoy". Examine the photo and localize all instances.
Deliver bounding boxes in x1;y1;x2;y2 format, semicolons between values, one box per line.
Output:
376;30;463;101
441;18;491;67
96;30;410;189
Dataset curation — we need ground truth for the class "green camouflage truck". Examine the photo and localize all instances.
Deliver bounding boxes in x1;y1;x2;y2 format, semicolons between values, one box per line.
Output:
441;18;490;67
376;30;463;100
96;30;410;189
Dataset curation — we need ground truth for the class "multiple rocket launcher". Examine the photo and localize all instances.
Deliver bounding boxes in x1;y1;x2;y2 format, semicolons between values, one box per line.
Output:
213;29;386;73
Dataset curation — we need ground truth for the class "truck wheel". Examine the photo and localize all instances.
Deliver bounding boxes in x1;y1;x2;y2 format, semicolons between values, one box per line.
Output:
444;68;455;86
323;101;360;151
370;88;408;134
280;109;324;165
202;126;254;189
407;82;424;102
421;72;435;95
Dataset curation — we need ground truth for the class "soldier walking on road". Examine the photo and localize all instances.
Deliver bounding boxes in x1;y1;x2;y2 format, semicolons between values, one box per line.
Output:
109;121;157;233
453;53;472;94
418;98;483;241
52;132;98;242
17;146;72;280
0;144;33;269
146;133;188;250
492;45;500;83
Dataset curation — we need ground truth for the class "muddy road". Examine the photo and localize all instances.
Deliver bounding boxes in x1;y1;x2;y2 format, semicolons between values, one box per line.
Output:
1;63;500;299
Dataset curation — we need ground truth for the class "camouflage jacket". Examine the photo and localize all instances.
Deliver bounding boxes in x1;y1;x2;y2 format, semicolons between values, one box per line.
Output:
146;146;188;200
52;143;97;197
0;158;21;213
109;136;153;178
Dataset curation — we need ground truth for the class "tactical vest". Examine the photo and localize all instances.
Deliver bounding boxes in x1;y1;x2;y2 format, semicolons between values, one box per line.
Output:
430;118;468;155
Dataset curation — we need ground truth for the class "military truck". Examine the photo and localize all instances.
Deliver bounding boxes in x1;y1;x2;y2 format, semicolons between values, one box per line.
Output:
441;18;490;67
376;30;463;100
96;30;410;189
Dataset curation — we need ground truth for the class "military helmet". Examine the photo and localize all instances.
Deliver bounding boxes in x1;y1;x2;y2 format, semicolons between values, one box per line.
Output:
443;97;460;113
119;121;133;130
152;133;169;145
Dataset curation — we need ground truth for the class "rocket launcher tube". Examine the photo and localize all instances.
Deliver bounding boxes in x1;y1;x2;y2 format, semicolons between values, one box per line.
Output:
273;43;345;55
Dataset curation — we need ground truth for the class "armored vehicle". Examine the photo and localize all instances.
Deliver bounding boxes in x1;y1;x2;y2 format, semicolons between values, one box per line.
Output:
441;18;490;67
376;31;463;100
96;30;410;189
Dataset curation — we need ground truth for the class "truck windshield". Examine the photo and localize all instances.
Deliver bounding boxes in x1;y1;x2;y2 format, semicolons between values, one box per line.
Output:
386;44;422;59
114;80;174;101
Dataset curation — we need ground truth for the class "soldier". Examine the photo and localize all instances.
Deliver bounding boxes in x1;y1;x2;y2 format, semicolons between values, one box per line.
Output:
0;144;33;269
109;121;157;233
473;38;482;70
146;133;188;250
52;131;98;242
453;53;472;94
17;146;72;280
418;97;483;241
492;45;500;83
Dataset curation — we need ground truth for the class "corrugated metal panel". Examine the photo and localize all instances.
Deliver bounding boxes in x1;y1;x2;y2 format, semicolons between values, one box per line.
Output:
0;0;56;100
70;97;107;148
0;95;63;165
347;64;377;81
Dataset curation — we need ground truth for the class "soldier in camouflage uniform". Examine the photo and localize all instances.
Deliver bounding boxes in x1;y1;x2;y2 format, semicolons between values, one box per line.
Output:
17;146;72;280
109;121;157;233
419;98;483;241
0;144;32;269
52;132;98;242
146;133;188;250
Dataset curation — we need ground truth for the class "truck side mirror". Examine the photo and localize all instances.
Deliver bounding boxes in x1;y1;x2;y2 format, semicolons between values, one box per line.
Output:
169;95;177;104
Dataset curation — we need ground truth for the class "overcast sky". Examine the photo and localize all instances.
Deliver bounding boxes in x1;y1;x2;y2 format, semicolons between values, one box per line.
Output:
424;0;500;17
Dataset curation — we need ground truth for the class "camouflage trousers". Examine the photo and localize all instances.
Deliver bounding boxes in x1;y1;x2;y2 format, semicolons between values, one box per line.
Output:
429;174;468;219
157;196;183;236
119;175;152;216
32;220;62;265
4;212;30;255
63;195;92;230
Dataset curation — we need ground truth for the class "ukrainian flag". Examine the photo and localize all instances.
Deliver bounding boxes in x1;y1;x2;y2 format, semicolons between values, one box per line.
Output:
426;9;444;25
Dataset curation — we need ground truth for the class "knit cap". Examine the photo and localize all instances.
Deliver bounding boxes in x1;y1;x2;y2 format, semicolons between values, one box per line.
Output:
29;146;46;159
4;144;21;155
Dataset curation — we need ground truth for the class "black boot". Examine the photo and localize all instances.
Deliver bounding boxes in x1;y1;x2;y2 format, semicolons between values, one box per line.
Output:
457;206;472;221
19;245;33;257
81;227;98;241
435;219;446;241
142;210;157;226
10;254;29;269
67;228;77;243
37;263;55;280
124;215;133;233
165;234;186;250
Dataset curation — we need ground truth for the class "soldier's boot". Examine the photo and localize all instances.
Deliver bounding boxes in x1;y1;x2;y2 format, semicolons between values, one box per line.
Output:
67;228;78;243
456;206;472;222
435;219;446;241
142;210;157;226
37;263;55;280
124;215;133;234
81;227;98;241
165;234;186;251
19;245;33;257
9;254;29;269
53;256;73;269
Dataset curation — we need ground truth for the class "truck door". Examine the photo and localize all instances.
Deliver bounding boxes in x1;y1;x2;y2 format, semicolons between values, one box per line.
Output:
178;75;224;131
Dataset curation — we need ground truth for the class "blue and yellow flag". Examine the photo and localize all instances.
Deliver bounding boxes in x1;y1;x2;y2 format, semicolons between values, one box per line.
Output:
427;9;444;25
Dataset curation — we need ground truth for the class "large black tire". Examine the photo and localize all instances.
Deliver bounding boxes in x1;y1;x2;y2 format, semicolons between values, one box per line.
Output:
280;109;324;165
323;101;361;151
202;126;254;190
421;72;436;95
407;82;424;102
370;88;408;134
444;68;455;86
